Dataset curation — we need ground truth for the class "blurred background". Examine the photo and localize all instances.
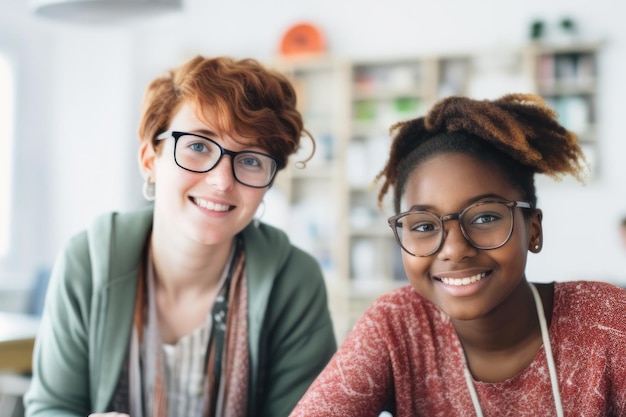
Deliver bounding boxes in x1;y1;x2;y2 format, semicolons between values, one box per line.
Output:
1;1;626;412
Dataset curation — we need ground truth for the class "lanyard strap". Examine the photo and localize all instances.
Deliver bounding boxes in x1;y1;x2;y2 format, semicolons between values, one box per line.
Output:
464;283;563;417
204;235;243;415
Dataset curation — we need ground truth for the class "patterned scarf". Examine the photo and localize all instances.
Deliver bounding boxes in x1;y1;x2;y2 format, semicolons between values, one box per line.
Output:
114;236;249;417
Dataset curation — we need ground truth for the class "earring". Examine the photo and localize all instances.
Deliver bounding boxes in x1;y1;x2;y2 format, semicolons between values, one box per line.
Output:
534;244;540;250
142;179;155;201
253;200;266;228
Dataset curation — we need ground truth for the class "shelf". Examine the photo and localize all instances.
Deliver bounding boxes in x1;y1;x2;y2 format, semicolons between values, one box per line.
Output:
349;226;391;238
352;89;426;101
528;42;601;174
538;83;597;95
529;41;603;54
290;165;335;180
273;43;602;341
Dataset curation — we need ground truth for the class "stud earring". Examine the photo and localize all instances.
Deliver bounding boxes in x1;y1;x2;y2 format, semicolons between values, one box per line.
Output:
534;244;540;250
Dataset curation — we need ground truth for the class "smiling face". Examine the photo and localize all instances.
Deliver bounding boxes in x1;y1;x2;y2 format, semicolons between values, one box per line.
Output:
399;152;542;321
140;101;267;249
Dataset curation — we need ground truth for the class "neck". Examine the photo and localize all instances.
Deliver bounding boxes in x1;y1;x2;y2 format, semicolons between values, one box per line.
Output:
149;229;234;298
453;281;537;349
463;282;563;417
453;281;554;382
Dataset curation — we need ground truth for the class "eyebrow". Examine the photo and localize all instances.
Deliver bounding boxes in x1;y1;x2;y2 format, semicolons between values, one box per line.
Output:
187;129;219;139
406;193;511;212
183;129;270;155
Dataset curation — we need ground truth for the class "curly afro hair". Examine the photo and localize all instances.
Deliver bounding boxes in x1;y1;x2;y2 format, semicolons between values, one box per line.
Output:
375;93;588;212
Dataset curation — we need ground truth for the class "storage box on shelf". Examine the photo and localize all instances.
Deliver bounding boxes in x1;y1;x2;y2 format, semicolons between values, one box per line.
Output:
526;42;601;173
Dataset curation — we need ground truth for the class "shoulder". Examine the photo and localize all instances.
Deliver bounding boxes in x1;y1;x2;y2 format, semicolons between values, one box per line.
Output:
369;285;439;316
57;206;153;286
554;280;626;336
337;286;448;379
241;221;327;328
88;205;153;239
555;280;626;313
241;221;290;255
359;285;445;340
241;221;322;280
552;281;626;388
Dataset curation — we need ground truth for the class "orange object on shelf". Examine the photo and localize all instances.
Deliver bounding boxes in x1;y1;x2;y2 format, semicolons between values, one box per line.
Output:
279;22;325;57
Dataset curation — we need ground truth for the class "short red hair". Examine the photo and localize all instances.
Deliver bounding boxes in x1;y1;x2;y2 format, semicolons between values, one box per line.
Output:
138;55;310;168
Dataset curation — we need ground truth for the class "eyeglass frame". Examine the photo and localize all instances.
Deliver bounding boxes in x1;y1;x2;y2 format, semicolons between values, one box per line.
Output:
155;130;284;188
387;200;533;257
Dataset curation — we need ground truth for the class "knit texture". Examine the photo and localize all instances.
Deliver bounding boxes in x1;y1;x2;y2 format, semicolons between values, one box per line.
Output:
290;281;626;417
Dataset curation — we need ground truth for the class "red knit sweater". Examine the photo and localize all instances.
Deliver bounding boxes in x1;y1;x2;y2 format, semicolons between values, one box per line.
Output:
290;281;626;417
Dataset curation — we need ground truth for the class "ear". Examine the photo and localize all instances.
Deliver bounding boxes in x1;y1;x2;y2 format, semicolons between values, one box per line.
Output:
139;141;156;181
528;209;543;253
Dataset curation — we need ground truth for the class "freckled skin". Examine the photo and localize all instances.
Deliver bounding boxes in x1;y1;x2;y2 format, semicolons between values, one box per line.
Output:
140;102;267;250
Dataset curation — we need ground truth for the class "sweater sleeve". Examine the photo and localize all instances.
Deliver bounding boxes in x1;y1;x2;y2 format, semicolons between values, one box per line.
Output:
289;300;394;417
256;246;337;417
24;232;93;417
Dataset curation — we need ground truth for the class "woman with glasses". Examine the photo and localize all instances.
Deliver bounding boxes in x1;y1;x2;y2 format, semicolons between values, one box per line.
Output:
290;94;626;416
25;56;336;417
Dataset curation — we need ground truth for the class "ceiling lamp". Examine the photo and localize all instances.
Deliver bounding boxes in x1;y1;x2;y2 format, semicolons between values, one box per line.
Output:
30;0;183;24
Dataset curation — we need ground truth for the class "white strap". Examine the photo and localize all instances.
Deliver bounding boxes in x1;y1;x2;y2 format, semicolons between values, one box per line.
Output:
529;283;563;417
464;283;563;417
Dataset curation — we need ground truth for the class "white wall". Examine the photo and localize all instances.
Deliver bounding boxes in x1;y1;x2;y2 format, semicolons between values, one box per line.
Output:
1;0;625;301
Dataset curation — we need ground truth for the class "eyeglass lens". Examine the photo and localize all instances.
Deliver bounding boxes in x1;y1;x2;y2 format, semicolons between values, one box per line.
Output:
174;134;277;187
393;202;515;256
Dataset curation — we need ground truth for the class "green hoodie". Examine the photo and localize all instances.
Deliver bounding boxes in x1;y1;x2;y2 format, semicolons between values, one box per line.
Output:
25;206;337;417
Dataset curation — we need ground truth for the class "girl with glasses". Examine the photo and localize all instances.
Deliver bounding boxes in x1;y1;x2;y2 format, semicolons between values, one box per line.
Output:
290;93;626;416
25;56;336;417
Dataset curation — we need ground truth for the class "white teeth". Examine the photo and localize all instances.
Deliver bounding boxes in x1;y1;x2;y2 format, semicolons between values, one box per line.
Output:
193;197;230;212
440;272;486;286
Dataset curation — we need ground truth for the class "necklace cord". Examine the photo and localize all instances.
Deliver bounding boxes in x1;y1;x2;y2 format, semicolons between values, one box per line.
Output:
463;283;563;417
529;283;563;417
464;366;484;417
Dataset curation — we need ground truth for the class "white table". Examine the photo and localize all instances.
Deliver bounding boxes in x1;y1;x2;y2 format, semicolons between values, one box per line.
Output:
0;312;40;374
0;313;40;416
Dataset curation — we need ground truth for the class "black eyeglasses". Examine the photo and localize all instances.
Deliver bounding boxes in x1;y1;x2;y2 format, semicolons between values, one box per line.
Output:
156;131;283;188
388;200;533;257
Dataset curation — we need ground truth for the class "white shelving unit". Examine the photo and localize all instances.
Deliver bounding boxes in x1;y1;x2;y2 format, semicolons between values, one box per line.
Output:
269;56;353;339
270;42;601;340
344;55;472;329
526;42;601;173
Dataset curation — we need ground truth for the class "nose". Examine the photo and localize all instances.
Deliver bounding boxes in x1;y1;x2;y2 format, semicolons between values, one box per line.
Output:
436;220;478;261
205;155;236;190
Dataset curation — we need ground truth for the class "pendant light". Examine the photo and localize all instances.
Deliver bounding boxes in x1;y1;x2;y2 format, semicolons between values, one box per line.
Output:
30;0;182;24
